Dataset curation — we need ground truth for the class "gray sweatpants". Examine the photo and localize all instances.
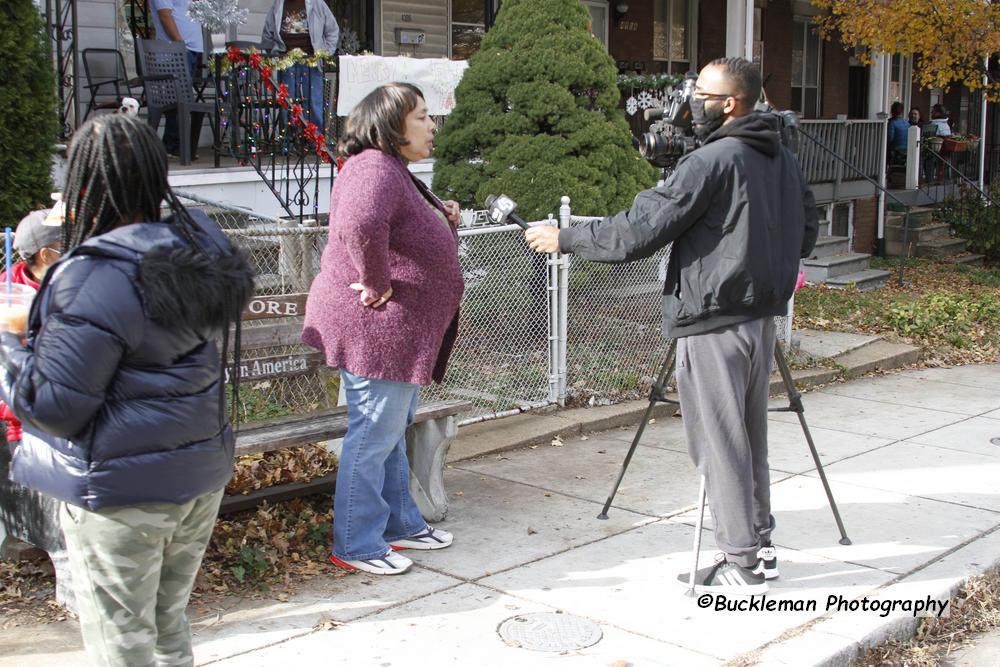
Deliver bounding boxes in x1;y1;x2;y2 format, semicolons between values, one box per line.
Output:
675;317;775;568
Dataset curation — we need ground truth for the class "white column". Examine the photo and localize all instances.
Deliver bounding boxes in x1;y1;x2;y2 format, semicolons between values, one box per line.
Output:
867;54;891;119
979;57;989;192
726;0;752;59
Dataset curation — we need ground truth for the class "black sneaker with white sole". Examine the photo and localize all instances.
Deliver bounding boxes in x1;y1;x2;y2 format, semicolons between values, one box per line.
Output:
753;544;779;580
677;556;768;595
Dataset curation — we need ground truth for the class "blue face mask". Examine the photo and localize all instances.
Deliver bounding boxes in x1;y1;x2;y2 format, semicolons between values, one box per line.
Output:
690;96;726;139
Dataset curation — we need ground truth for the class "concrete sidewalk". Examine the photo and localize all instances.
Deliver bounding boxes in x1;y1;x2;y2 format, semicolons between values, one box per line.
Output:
4;364;1000;666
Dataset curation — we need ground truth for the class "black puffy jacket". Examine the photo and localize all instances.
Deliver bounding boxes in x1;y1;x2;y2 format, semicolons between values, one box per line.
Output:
0;210;254;510
560;112;819;338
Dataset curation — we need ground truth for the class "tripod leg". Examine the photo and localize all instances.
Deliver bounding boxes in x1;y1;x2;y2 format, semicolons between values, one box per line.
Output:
598;339;678;519
772;343;852;545
686;475;707;597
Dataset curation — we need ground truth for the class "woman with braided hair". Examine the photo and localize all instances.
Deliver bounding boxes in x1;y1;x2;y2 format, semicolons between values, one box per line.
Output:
0;114;255;666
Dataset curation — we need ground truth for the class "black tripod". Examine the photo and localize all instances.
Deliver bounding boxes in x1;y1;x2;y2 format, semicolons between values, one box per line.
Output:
597;337;851;547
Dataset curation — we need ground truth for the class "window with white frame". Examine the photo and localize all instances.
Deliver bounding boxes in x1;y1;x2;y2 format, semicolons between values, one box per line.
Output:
653;0;692;74
791;17;822;118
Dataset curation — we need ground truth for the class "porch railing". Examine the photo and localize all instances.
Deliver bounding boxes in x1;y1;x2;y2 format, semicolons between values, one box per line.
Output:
796;119;885;191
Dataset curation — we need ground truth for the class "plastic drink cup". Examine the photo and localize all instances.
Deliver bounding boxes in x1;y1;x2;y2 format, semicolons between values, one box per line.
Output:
0;284;36;335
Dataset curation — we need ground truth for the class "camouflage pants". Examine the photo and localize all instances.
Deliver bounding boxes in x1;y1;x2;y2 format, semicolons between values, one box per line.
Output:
60;489;224;667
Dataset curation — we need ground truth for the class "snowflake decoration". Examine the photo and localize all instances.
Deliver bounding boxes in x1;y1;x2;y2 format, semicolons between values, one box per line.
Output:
636;90;656;109
625;96;638;116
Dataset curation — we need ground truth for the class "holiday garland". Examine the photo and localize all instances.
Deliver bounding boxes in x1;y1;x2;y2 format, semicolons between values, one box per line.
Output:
226;46;334;164
221;47;335;75
616;73;683;92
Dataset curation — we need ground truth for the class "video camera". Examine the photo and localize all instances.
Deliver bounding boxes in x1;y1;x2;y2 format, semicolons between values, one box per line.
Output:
638;73;801;169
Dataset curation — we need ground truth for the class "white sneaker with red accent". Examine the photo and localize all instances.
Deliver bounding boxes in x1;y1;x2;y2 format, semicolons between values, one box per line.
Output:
329;549;413;575
389;527;454;551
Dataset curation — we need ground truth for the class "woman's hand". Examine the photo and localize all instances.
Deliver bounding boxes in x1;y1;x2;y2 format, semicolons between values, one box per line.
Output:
349;283;393;308
442;200;461;228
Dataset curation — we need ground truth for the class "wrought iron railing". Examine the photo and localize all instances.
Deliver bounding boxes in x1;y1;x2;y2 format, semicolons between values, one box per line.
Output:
45;0;79;140
214;54;336;223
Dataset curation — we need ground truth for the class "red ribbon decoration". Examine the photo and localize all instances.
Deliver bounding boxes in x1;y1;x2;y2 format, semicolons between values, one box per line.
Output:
227;49;333;164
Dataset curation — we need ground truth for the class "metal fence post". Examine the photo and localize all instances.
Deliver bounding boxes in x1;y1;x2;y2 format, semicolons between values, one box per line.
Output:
546;212;560;405
557;196;571;406
278;218;300;292
300;217;319;290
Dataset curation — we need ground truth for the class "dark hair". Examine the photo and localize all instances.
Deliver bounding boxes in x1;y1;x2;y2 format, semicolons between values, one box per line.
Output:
61;114;248;422
890;101;904;117
909;107;922;117
931;104;948;119
338;83;426;158
62;114;200;252
707;56;762;103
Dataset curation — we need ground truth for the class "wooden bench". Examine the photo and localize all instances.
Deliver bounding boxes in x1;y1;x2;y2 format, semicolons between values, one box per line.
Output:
230;292;469;522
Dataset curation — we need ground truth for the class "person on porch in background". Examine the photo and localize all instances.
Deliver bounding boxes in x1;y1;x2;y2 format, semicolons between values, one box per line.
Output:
887;101;910;164
151;0;205;158
261;0;340;134
302;83;464;576
929;104;952;137
908;107;922;127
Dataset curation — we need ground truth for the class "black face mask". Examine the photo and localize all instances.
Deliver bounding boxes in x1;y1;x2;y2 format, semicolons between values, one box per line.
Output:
690;96;726;139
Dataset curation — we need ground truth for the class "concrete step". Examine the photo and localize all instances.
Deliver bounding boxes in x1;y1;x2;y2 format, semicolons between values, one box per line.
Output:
945;253;986;267
885;206;937;227
809;235;850;258
823;268;892;291
802;252;872;282
917;237;967;258
884;221;952;243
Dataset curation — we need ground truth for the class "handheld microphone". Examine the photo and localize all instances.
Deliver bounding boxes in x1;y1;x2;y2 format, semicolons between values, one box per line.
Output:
484;194;530;230
644;108;665;122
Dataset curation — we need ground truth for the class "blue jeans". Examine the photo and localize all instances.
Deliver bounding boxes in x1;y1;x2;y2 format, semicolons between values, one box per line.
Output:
162;50;203;153
333;370;427;560
279;64;326;134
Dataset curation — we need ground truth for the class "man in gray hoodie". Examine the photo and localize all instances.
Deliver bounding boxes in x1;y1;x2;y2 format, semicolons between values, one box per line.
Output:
526;57;818;596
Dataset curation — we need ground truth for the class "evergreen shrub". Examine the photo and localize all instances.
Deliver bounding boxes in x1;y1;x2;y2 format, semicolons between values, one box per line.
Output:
0;0;58;230
432;0;658;221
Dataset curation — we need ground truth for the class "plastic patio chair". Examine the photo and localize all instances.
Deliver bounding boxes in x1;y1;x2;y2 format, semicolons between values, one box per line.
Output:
136;38;217;165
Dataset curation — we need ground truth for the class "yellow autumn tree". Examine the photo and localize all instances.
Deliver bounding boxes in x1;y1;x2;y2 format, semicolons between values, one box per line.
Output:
812;0;1000;101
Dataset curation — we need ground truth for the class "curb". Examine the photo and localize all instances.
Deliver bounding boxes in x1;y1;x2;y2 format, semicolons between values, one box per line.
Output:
753;528;1000;666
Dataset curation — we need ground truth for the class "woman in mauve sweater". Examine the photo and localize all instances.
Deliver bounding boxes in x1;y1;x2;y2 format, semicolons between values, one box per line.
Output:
302;83;464;575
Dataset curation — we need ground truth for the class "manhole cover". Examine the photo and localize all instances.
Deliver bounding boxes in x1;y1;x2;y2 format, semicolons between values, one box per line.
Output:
497;612;602;652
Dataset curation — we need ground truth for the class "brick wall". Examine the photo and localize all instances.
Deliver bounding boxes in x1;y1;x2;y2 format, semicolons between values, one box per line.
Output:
761;0;793;111
821;39;850;118
697;0;728;67
852;196;879;254
608;2;655;72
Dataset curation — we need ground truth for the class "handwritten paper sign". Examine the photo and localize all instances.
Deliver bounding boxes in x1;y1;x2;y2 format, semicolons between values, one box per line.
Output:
337;55;469;116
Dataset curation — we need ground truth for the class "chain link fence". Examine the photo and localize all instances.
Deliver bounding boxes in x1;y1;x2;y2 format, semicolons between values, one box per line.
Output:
5;193;794;426
175;192;335;424
564;219;668;408
421;225;552;418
